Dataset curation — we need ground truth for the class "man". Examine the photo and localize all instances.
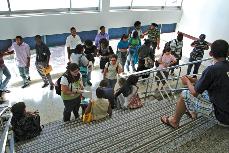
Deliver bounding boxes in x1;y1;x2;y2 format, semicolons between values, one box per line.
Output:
8;36;31;88
132;21;144;39
187;34;209;75
161;39;229;128
169;33;184;75
66;27;82;61
144;23;160;52
35;35;54;90
95;26;109;49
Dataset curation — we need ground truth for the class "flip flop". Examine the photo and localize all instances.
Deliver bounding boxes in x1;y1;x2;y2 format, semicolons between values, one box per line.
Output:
185;111;197;120
160;116;177;129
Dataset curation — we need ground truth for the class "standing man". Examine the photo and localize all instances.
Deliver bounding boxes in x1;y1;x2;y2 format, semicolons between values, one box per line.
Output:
132;21;144;39
8;36;31;88
187;34;209;75
144;23;160;53
95;26;109;49
35;35;54;90
66;27;82;62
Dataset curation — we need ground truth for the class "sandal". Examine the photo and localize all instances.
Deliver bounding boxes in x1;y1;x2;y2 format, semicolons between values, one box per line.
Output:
160;116;177;129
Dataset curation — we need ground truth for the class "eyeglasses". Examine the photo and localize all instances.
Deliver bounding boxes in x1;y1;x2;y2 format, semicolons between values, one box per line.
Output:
111;59;116;61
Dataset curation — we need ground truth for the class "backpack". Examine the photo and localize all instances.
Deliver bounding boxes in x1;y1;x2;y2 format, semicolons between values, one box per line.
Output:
79;55;88;77
55;74;71;95
164;39;178;51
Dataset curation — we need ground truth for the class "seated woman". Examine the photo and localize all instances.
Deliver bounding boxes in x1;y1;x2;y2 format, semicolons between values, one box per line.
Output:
84;87;112;121
115;77;127;109
115;74;142;109
11;102;42;142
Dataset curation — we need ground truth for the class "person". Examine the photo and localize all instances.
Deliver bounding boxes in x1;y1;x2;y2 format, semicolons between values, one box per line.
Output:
98;38;114;71
136;58;150;79
66;27;82;62
117;34;129;69
127;31;141;72
99;79;115;109
144;23;160;53
84;87;112;121
11;102;42;142
169;33;184;75
60;63;84;122
161;39;229;128
187;34;209;75
95;26;109;49
8;36;31;88
34;35;54;90
131;21;144;39
83;40;97;86
115;77;127;109
155;47;177;89
70;44;89;86
103;54;122;89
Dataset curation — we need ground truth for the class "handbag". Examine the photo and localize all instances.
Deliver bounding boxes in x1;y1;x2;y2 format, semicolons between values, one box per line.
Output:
83;101;94;123
42;65;52;75
128;86;143;109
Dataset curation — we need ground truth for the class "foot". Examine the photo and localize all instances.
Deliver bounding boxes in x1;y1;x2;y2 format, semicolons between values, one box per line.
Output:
161;115;178;129
50;85;54;90
2;90;10;93
87;81;92;86
27;76;31;81
185;111;197;120
21;83;29;88
42;83;49;88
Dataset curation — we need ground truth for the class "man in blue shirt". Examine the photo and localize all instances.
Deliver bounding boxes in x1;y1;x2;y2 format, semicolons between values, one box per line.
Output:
161;39;229;128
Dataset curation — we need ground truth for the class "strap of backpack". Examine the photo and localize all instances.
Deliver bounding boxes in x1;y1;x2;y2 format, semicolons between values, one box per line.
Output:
63;73;72;91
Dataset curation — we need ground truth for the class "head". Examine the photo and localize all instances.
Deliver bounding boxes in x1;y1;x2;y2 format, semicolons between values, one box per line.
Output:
16;36;23;45
100;38;109;49
150;23;158;29
144;39;152;47
99;79;108;87
164;46;172;55
96;87;104;98
210;39;229;59
132;31;139;39
84;39;93;48
11;102;26;117
110;54;118;65
199;34;206;41
100;26;105;34
127;74;139;86
70;27;77;37
134;21;141;30
66;63;80;77
121;34;129;41
35;35;42;45
177;33;183;42
118;78;126;87
75;44;84;54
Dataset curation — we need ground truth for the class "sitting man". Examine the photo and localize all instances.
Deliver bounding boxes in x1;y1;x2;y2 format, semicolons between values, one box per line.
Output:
161;39;229;128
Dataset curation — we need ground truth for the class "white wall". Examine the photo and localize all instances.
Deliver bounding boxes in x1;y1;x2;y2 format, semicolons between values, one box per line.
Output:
0;0;182;40
177;0;229;43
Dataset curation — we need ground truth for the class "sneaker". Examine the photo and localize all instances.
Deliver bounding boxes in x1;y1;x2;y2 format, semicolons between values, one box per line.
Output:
21;83;29;88
50;85;54;90
87;81;92;86
2;90;10;93
27;76;31;81
42;83;49;88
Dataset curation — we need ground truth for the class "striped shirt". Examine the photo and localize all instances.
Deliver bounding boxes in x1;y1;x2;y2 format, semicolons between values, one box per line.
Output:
190;40;209;60
170;39;183;60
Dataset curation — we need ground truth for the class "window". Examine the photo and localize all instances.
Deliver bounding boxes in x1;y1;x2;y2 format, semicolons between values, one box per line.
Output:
9;0;69;11
132;0;165;7
0;0;9;11
110;0;132;7
71;0;99;8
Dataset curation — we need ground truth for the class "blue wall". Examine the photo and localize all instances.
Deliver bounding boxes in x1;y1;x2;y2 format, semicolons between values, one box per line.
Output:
0;23;176;51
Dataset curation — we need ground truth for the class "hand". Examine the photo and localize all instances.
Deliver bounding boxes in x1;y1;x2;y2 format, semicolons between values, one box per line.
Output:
181;76;190;85
27;62;30;67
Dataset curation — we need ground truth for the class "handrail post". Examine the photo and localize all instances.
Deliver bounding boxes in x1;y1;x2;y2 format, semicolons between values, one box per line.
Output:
175;66;182;90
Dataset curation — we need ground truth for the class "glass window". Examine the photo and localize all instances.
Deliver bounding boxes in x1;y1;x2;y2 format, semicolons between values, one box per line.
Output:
132;0;165;6
165;0;182;6
0;0;9;11
110;0;132;7
10;0;69;11
71;0;99;8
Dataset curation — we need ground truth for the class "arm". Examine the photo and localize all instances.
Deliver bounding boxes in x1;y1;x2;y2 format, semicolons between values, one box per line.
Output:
66;37;71;60
114;86;125;97
0;50;14;56
157;31;160;49
181;76;198;97
61;84;76;96
26;45;31;67
117;63;123;74
95;35;99;48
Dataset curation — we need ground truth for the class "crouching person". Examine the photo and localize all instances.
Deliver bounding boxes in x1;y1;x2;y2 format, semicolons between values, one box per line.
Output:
84;87;112;122
11;102;42;142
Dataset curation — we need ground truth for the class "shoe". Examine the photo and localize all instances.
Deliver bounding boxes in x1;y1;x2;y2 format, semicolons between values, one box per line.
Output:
170;72;175;76
2;90;10;93
21;83;29;88
50;85;54;90
27;76;31;81
42;83;49;88
87;81;92;86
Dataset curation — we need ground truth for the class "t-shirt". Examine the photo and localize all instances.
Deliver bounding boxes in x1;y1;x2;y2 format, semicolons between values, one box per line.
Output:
60;75;82;100
92;98;109;121
129;37;141;48
170;39;183;60
194;60;229;125
158;54;176;70
70;53;88;67
65;35;82;50
148;28;160;43
132;29;143;38
35;42;51;63
104;62;122;80
190;40;209;60
117;40;129;50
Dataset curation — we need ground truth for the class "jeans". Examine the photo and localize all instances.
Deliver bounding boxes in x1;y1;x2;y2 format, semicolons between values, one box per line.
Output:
63;96;81;122
18;67;29;85
126;52;135;71
187;57;202;75
120;52;127;69
0;65;11;91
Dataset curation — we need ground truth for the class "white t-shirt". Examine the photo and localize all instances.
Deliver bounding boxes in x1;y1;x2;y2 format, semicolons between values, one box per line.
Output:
65;35;82;49
70;53;89;67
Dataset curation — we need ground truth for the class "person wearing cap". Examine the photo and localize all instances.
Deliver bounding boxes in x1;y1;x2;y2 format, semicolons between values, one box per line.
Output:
187;34;209;75
144;23;160;52
161;39;229;128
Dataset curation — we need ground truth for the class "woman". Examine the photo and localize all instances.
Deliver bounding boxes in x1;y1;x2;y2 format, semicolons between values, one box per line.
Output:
117;34;129;69
103;54;122;89
84;87;112;121
60;63;84;122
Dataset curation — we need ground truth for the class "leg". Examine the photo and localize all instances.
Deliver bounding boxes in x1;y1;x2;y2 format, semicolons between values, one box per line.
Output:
130;54;136;71
187;58;194;75
36;62;49;85
18;67;29;86
25;66;30;80
72;96;81;119
63;99;74;122
0;65;11;91
193;62;201;74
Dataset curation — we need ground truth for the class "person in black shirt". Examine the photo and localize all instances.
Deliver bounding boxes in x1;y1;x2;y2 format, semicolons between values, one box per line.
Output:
187;34;209;75
161;39;229;128
35;35;54;90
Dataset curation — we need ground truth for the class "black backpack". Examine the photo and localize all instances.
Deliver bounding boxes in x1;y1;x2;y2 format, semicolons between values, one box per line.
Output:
55;74;71;95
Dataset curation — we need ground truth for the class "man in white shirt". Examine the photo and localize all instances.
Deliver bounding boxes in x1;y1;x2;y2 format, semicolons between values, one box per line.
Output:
65;27;82;61
8;36;31;88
